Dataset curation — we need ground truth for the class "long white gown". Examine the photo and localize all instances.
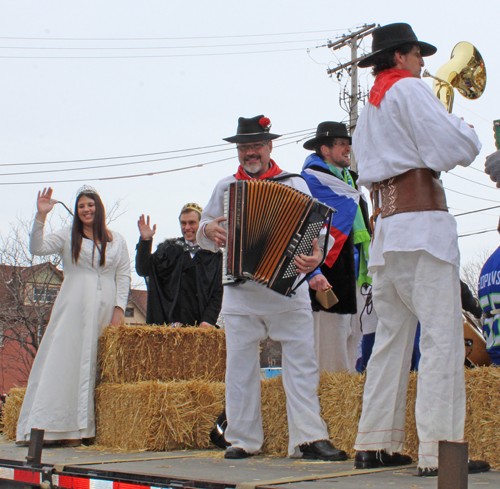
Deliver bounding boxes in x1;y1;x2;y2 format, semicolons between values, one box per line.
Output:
16;220;131;442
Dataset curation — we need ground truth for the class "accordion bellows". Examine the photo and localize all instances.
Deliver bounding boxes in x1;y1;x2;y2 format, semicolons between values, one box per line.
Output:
223;180;333;296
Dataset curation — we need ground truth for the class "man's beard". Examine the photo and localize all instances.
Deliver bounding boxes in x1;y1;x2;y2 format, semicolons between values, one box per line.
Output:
242;157;264;175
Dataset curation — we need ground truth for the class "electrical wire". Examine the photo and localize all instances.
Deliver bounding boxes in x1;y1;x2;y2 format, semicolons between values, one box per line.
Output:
447;171;496;189
0;133;313;185
0;29;348;41
444;187;499;203
0;38;329;51
459;228;497;238
0;46;320;59
0;128;314;168
454;205;500;217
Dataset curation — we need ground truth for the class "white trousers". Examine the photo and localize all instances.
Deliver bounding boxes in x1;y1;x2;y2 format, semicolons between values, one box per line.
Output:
224;309;329;456
313;305;360;374
354;251;465;468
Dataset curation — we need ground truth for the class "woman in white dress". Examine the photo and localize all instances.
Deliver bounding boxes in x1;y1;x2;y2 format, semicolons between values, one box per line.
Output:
16;186;131;446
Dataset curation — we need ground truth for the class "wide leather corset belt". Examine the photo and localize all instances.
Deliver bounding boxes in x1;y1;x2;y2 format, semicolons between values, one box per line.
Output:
370;168;448;230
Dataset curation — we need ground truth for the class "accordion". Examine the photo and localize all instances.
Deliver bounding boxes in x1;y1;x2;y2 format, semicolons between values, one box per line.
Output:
223;179;334;297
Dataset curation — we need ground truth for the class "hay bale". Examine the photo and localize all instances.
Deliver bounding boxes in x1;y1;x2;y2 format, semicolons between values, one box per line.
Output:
464;366;500;468
2;388;26;440
261;376;288;456
95;380;225;451
98;325;226;383
318;371;365;458
6;367;500;469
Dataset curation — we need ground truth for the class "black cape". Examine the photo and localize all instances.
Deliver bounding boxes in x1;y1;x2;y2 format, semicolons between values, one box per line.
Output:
135;237;223;326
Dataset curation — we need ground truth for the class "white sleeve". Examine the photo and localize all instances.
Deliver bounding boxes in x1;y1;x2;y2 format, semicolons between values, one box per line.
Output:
197;178;231;253
113;233;131;311
407;81;481;172
29;219;69;256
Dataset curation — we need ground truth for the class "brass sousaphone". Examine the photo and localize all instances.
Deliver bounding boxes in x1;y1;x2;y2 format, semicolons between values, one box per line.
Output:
423;41;486;112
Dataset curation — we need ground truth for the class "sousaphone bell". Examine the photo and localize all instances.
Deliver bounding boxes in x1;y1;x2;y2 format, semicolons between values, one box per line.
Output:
423;41;486;113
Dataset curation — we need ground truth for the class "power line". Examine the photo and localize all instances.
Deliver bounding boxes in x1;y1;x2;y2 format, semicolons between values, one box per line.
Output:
0;46;317;59
447;171;496;189
454;205;500;217
444;186;500;203
459;228;497;238
0;128;314;167
0;29;348;41
0;38;329;51
0;134;312;185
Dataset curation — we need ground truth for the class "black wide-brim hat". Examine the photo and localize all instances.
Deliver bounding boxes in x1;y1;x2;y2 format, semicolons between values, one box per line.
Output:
358;23;437;68
223;115;281;144
303;121;351;150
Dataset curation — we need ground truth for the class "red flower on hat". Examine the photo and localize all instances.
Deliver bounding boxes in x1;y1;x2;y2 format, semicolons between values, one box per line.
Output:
259;117;271;130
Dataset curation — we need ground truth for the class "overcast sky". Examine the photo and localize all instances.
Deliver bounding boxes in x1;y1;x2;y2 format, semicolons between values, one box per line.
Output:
1;0;499;288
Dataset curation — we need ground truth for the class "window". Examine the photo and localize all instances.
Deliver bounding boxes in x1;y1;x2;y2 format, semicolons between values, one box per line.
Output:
32;285;59;303
125;307;135;318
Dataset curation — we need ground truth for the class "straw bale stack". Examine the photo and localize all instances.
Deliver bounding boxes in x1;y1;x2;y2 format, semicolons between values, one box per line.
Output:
1;388;25;440
95;380;225;451
261;376;288;456
3;367;500;469
98;325;226;383
318;371;365;458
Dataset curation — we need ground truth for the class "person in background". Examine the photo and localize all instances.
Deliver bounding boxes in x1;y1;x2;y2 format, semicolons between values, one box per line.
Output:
135;203;222;328
301;121;374;373
478;241;500;364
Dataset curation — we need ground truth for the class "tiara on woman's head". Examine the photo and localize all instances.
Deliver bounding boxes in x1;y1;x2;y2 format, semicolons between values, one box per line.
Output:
76;184;99;197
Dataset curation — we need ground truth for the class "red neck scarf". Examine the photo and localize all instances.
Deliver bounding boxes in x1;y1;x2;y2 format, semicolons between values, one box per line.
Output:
234;158;283;180
369;69;413;107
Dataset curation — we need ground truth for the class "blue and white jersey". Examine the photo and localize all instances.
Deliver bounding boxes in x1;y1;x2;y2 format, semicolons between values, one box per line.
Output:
478;245;500;364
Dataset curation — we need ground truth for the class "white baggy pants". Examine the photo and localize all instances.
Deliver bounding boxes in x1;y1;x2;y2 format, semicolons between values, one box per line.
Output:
313;287;371;373
354;251;465;469
224;309;329;456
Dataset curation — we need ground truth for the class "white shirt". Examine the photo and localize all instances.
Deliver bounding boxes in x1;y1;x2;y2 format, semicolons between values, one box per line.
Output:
197;173;312;315
353;77;481;269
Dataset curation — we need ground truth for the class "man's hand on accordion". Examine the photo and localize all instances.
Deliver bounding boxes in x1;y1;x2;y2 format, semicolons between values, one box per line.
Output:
294;238;323;275
204;216;227;248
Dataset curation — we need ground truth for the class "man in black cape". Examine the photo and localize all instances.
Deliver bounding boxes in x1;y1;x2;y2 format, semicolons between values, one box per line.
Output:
136;203;223;327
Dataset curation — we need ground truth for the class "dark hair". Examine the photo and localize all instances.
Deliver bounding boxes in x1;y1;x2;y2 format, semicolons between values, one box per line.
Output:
314;137;338;160
71;191;111;266
372;43;416;77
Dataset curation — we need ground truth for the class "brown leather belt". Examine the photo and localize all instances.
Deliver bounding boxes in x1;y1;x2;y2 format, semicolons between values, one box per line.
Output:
370;168;448;232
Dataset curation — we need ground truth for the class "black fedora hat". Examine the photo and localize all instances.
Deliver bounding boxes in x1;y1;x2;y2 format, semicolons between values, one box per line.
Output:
358;23;437;68
223;115;281;144
303;121;351;151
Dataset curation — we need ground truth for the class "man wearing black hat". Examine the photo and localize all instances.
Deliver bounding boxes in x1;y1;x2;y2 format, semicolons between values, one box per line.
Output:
197;115;347;462
352;23;488;476
301;122;374;373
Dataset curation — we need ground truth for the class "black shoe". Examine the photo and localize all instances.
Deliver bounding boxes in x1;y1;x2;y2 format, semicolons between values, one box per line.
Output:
300;440;348;461
224;447;253;459
355;450;413;469
416;459;490;477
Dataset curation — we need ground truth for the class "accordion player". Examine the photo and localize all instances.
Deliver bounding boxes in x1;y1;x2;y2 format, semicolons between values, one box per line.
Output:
223;179;334;297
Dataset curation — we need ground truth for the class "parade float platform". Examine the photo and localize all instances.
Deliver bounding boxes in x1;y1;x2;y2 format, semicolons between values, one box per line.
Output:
3;325;500;470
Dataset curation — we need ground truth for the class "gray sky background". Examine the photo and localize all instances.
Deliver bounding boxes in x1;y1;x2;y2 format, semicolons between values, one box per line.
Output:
1;0;499;288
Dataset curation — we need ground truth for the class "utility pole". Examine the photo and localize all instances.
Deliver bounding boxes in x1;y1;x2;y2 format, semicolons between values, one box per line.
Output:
326;24;378;171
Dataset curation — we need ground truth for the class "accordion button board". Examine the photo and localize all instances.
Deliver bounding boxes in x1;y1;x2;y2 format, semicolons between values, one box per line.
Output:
223;179;334;297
